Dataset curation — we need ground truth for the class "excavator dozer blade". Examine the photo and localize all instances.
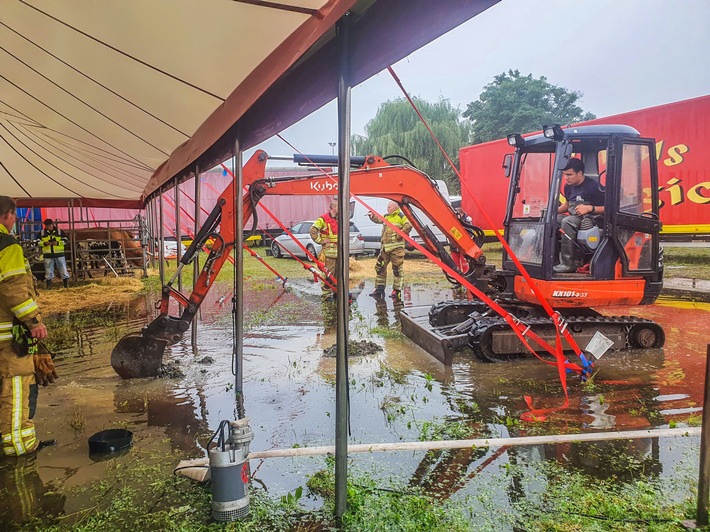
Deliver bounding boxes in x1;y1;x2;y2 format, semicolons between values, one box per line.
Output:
111;332;169;379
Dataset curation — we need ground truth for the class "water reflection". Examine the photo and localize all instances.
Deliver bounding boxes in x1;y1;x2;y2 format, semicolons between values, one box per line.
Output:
0;452;66;527
113;385;210;455
373;298;405;328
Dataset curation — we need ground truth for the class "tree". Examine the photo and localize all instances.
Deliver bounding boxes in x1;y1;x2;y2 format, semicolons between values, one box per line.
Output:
351;97;470;193
463;70;596;144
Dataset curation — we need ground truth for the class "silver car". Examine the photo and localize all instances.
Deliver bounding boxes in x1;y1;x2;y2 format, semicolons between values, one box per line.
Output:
270;221;365;259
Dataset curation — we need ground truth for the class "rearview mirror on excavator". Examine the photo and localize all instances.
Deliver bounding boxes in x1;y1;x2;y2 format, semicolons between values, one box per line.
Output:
502;154;513;177
556;141;574;169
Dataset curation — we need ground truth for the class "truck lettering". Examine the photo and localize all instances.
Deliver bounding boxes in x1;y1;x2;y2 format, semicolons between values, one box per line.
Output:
655;141;690;167
658;177;710;208
664;144;689;167
688;182;710;204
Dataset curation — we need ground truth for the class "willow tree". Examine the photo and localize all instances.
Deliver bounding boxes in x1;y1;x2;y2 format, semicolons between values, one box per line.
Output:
352;97;470;193
464;70;596;144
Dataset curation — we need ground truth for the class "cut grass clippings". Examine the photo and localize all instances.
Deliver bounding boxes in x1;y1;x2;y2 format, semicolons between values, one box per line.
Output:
38;275;146;315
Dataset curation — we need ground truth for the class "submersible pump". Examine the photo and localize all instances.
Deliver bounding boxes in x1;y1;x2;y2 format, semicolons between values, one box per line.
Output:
208;417;254;521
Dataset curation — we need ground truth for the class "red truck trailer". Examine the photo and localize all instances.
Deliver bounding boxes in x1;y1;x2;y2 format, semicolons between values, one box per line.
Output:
459;95;710;239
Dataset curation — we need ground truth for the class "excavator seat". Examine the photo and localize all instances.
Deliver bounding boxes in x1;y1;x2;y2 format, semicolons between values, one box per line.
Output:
575;214;605;273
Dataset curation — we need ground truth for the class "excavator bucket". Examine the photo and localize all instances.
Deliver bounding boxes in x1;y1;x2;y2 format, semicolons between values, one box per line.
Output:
111;332;169;379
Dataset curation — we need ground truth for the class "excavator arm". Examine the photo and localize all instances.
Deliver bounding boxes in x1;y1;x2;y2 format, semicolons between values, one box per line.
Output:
111;152;485;378
250;155;487;280
111;150;269;378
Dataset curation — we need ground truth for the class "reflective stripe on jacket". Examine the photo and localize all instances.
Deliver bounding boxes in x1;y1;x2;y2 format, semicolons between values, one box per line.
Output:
310;213;338;244
310;213;338;259
0;226;42;344
38;228;66;257
373;209;412;252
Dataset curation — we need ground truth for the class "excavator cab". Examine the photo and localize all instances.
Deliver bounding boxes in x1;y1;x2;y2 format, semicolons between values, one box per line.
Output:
499;125;663;308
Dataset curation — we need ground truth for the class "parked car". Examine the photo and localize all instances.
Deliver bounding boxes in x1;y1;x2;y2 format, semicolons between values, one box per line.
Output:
270;221;365;259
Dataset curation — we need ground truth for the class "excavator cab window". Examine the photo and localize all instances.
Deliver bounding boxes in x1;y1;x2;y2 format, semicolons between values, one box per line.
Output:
506;151;555;265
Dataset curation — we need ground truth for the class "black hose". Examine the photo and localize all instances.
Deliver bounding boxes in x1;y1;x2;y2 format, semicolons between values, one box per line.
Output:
383;155;417;168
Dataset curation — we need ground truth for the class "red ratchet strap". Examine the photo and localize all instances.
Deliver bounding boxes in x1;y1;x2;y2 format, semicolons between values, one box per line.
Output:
219;164;338;292
387;65;592;419
169;189;289;286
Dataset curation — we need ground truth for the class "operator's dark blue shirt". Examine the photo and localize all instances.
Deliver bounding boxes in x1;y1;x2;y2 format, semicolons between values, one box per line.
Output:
563;177;604;208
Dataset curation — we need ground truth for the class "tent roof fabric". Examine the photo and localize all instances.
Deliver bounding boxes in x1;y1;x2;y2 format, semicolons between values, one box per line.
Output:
1;0;498;208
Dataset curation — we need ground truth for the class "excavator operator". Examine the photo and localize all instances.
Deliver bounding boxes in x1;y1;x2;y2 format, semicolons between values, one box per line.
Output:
554;158;605;273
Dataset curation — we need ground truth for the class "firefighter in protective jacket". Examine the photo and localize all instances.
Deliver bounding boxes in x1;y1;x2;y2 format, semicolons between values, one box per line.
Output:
0;196;56;457
368;201;412;300
38;218;70;289
309;200;339;297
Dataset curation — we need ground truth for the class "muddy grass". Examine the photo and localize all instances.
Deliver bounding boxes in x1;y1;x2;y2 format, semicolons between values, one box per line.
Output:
322;339;382;358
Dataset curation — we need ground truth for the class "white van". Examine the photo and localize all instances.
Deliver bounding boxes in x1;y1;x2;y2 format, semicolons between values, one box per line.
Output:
350;180;451;254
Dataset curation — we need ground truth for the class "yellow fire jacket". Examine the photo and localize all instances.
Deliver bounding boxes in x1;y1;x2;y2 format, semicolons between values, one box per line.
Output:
0;225;42;347
38;228;67;258
309;213;338;259
370;209;412;252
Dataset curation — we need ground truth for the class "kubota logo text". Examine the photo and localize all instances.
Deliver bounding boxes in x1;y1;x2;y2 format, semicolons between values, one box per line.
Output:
310;181;338;192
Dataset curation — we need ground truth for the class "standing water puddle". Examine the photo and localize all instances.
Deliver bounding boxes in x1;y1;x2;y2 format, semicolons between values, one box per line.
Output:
1;278;708;526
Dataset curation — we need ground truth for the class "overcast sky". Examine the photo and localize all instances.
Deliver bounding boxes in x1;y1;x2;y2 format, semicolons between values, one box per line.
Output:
252;0;710;161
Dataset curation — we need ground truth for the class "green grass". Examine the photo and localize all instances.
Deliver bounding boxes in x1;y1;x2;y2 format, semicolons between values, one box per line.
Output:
662;246;710;279
15;448;698;531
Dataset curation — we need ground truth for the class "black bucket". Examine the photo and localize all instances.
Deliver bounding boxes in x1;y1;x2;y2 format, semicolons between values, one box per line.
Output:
88;429;133;456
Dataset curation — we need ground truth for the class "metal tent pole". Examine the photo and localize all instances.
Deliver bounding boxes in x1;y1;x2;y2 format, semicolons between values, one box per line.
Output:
159;191;165;284
68;199;77;280
689;344;710;528
145;200;151;269
233;141;245;416
192;166;201;354
334;11;352;520
175;180;183;292
151;198;159;269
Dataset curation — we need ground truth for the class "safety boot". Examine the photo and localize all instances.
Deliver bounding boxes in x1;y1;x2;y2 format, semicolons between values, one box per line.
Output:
553;236;579;274
389;289;402;301
45;279;52;290
369;285;385;299
62;278;69;288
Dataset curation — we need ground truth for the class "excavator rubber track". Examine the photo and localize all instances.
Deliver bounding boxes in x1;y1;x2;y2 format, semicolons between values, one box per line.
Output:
468;313;665;363
400;300;665;365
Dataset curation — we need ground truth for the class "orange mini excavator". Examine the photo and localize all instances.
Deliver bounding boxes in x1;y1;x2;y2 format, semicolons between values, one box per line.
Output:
403;124;665;364
111;124;664;378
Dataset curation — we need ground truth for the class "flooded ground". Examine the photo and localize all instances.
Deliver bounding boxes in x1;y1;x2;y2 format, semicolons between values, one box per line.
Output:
1;272;708;527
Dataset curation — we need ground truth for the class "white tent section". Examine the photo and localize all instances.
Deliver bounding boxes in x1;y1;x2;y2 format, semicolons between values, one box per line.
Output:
1;0;354;206
1;0;499;208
